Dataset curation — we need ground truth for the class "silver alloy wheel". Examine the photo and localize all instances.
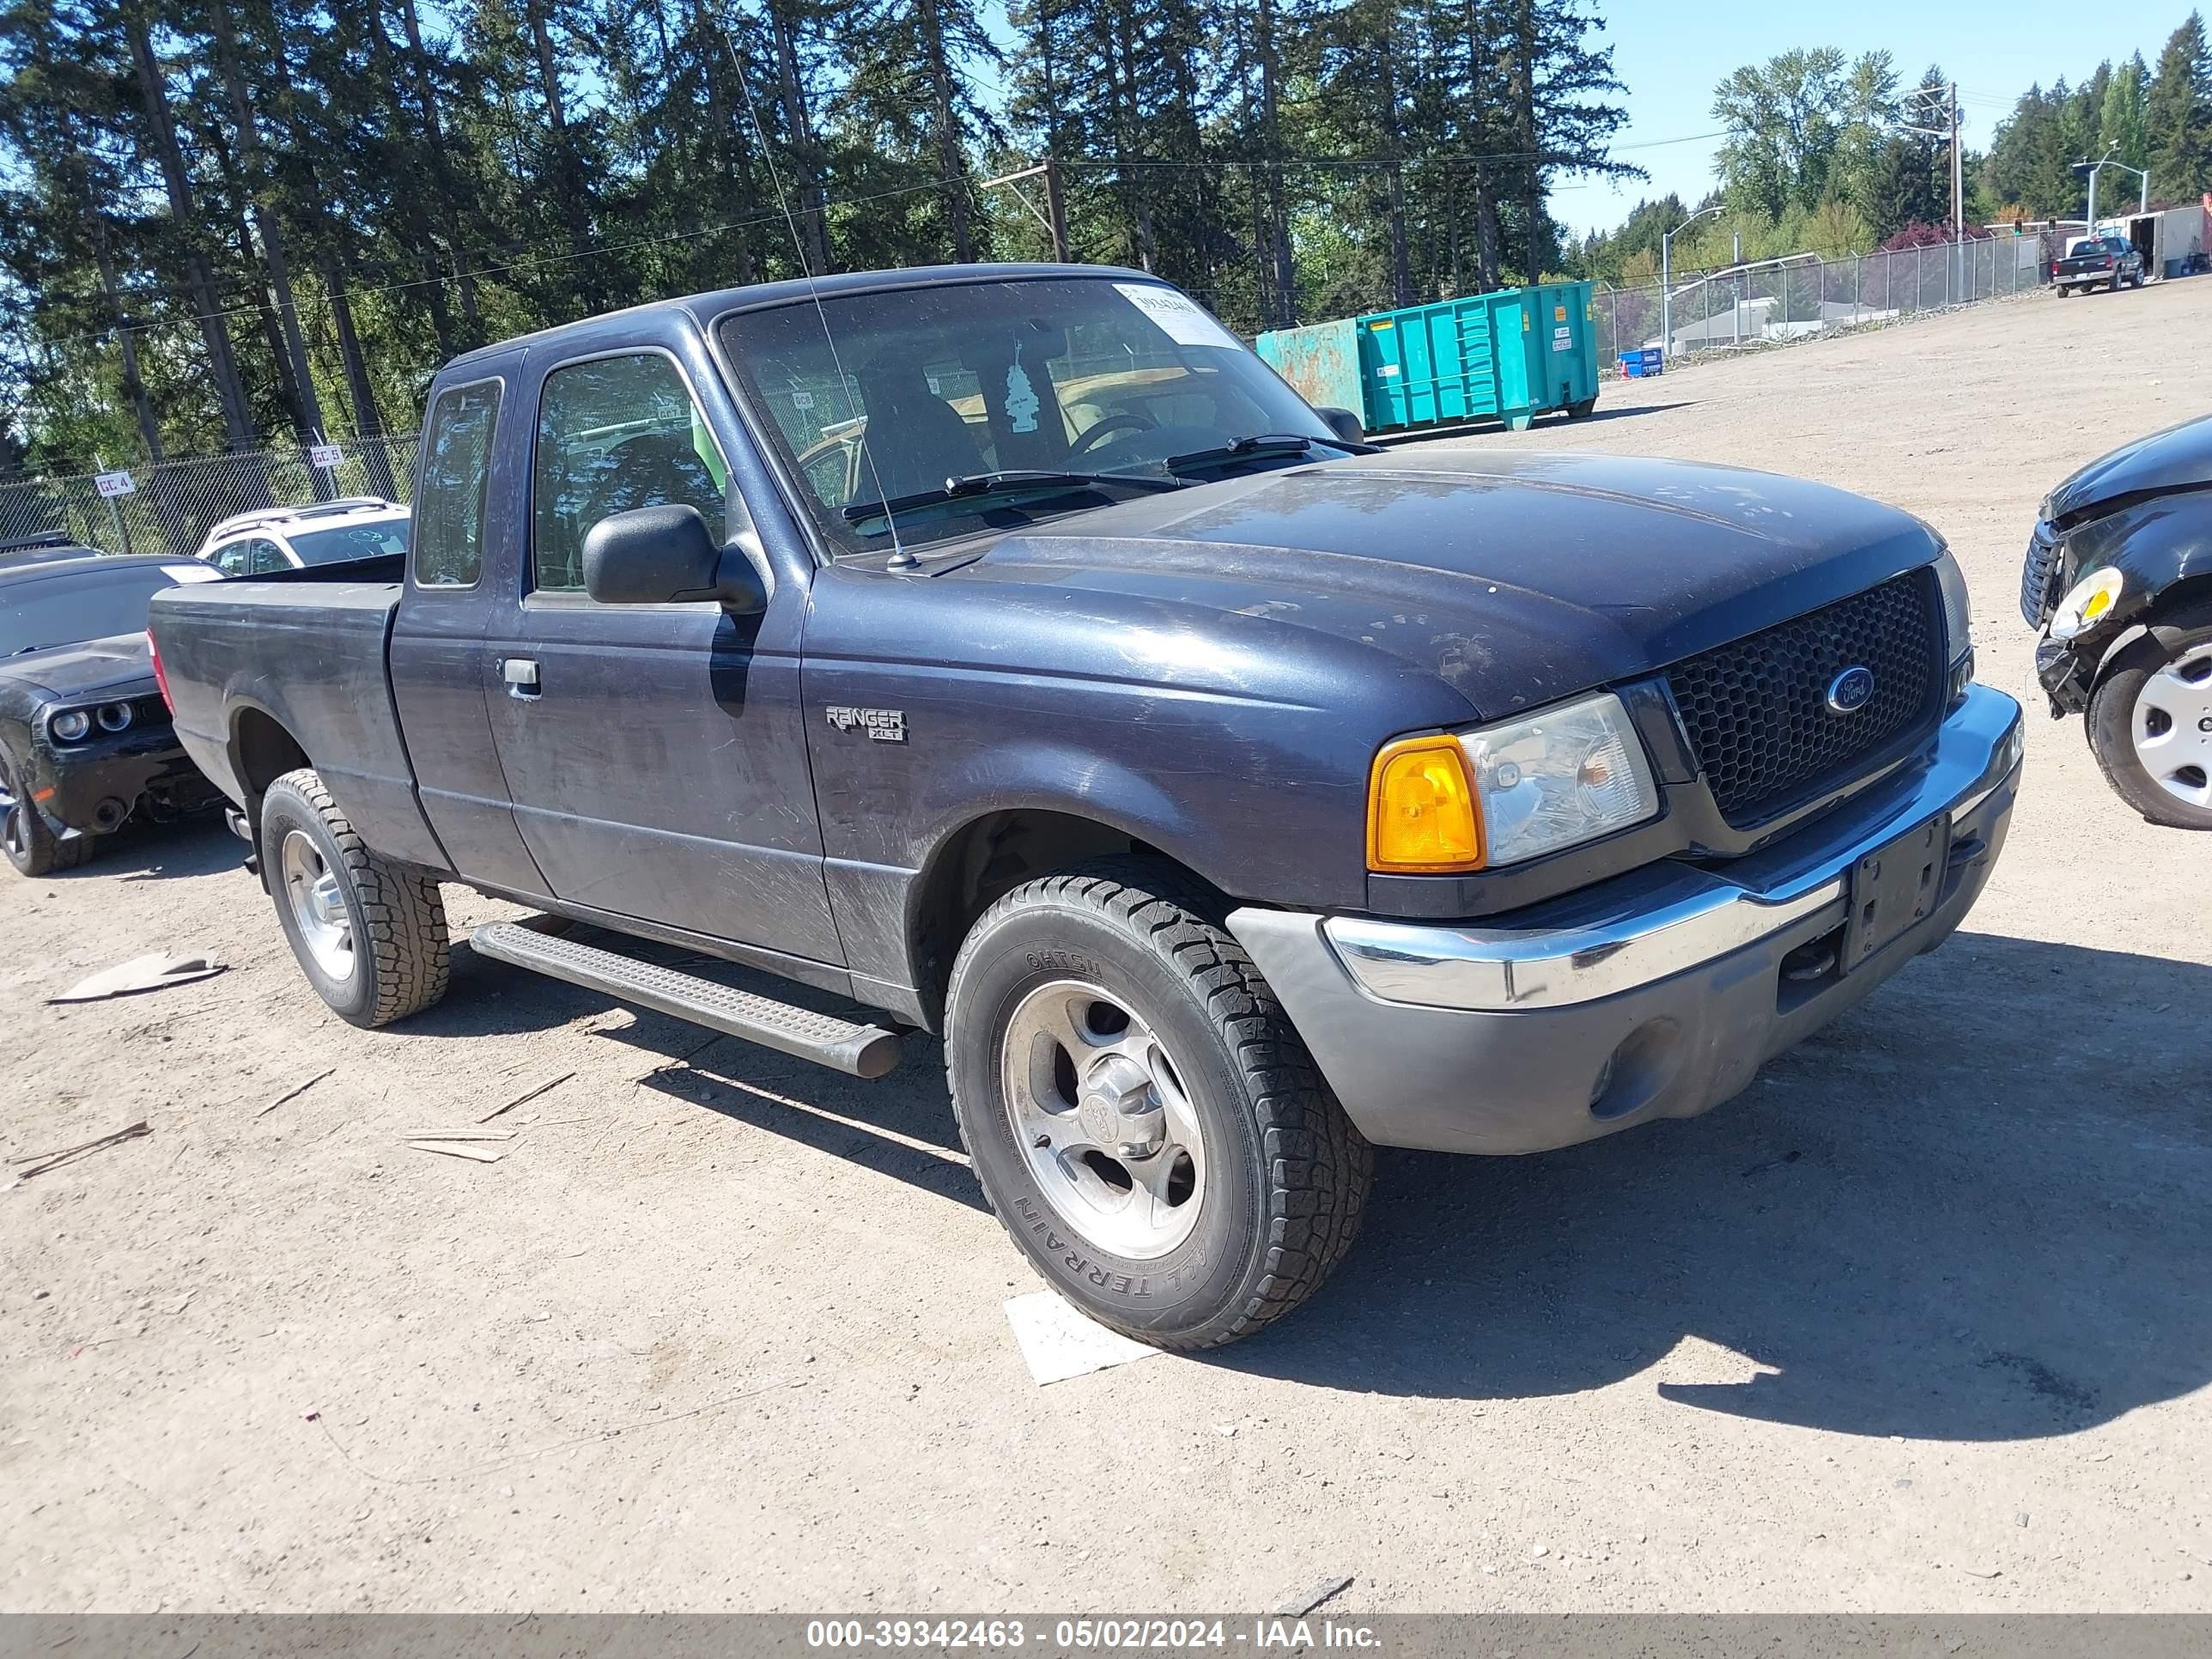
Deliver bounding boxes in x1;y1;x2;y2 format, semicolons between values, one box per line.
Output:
2130;641;2212;810
0;769;24;864
281;829;356;981
1000;978;1207;1260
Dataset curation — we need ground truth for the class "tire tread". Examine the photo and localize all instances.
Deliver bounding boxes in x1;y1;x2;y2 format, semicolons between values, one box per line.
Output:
266;768;450;1024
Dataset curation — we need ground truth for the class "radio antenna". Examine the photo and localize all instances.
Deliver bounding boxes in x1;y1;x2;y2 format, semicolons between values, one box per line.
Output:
716;11;915;568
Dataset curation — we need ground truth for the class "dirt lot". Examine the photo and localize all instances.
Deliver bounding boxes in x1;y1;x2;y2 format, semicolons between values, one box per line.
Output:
5;279;2211;1615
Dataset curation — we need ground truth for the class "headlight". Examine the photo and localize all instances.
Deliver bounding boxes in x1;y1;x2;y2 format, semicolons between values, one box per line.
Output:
1368;691;1660;872
1461;693;1660;866
50;709;91;743
97;702;135;732
2050;566;2124;641
1932;550;1972;663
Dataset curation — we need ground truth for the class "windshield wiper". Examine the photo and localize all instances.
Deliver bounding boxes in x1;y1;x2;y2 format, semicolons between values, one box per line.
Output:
842;468;1183;526
1163;431;1368;478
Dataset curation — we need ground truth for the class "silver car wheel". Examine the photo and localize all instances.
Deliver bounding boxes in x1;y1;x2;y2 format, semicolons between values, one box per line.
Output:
1000;978;1207;1260
0;767;21;862
281;829;356;981
2130;642;2212;811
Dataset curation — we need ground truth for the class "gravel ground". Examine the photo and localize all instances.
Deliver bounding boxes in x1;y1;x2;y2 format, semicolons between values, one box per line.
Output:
4;278;2210;1615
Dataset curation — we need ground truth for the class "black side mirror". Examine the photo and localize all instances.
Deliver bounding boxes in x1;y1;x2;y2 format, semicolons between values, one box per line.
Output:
1316;405;1365;445
580;505;767;614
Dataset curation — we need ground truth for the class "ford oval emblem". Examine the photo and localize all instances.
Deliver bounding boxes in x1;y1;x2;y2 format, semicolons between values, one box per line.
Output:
1826;665;1876;714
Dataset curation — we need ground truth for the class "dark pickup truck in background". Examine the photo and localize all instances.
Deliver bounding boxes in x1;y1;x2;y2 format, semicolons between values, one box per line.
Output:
2052;234;2147;295
149;264;2024;1348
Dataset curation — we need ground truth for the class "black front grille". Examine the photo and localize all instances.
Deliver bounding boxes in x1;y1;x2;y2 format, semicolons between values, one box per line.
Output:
2020;524;2063;627
1666;574;1941;827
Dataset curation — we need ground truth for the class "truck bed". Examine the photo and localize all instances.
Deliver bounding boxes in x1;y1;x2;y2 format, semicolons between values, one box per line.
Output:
149;556;449;871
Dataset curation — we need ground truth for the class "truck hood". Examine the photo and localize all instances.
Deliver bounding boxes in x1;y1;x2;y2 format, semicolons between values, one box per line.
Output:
951;449;1940;718
2044;413;2212;527
0;632;157;702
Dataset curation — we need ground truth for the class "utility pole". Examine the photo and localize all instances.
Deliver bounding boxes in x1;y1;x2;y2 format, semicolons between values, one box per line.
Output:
1949;81;1963;244
981;157;1072;261
1660;204;1723;360
1902;82;1963;293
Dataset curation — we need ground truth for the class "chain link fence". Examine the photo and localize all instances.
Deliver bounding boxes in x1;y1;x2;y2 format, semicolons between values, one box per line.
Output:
1595;234;2051;374
0;433;421;562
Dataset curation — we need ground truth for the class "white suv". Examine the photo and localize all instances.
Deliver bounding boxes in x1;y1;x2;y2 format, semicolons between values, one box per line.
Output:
196;497;410;577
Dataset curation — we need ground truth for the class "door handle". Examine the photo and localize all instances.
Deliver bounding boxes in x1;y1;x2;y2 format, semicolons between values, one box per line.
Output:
501;657;541;699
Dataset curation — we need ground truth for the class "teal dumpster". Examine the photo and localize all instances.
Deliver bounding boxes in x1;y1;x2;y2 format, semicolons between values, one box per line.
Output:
1257;281;1600;435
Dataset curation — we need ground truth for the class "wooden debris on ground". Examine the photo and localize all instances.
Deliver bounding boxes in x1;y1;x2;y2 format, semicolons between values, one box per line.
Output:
477;1072;574;1124
256;1068;336;1117
9;1121;151;1178
407;1139;506;1164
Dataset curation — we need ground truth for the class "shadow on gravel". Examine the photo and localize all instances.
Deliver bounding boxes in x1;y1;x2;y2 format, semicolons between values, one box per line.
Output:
416;921;980;1203
1213;928;2212;1442
66;812;240;883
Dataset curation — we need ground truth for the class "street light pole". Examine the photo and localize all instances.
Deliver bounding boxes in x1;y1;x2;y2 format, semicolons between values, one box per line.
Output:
2107;160;2150;216
2075;144;2122;238
1661;204;1723;361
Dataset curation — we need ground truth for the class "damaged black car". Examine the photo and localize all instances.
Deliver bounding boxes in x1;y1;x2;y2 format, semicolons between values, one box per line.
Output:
2024;411;2212;829
0;552;226;876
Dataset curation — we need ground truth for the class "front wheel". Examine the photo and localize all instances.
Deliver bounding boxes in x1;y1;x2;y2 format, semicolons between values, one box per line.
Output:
1;755;92;878
945;861;1370;1350
259;769;452;1024
2087;603;2212;829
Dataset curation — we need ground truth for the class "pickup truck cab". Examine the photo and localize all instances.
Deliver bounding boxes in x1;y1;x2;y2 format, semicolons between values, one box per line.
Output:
150;264;2024;1348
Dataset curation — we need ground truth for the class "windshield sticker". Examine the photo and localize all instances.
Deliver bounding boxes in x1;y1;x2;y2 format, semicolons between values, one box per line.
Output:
1115;283;1241;350
1006;345;1040;434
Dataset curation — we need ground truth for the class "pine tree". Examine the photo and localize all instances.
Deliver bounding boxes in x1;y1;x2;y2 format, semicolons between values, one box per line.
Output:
2099;52;2150;172
2145;12;2212;204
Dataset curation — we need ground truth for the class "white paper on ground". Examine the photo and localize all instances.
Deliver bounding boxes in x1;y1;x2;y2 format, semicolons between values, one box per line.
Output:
1114;283;1242;350
1003;1291;1164;1385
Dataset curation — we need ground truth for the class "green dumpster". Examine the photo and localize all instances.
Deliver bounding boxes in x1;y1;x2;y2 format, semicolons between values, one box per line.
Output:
1256;281;1599;435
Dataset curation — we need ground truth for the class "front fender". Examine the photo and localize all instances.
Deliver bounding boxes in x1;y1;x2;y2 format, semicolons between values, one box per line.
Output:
2062;490;2212;635
2038;490;2212;713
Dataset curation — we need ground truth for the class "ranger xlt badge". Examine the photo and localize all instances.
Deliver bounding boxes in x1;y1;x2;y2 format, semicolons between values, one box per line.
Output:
826;706;907;742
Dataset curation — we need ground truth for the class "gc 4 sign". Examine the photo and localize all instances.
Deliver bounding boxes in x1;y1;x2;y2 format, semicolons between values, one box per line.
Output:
94;471;136;498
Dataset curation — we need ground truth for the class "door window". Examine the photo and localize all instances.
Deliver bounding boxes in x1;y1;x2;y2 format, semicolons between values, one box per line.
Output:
246;538;289;575
413;379;503;588
210;539;252;577
530;353;729;596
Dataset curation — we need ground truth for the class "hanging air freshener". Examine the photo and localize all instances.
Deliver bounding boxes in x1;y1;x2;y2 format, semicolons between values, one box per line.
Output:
1006;342;1040;434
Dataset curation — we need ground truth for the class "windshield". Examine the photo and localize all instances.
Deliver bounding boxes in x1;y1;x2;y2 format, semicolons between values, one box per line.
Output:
0;563;209;657
288;519;410;566
716;276;1334;556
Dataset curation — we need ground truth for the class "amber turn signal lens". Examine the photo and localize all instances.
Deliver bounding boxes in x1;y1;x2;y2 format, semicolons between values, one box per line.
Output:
1367;733;1484;872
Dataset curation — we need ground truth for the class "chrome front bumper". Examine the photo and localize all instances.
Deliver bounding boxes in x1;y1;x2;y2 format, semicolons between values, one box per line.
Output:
1230;685;2024;1154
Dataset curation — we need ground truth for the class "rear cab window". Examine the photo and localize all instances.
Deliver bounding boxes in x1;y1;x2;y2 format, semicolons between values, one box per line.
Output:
412;379;503;588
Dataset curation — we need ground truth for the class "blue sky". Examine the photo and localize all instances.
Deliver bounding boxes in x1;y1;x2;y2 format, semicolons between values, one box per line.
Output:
1565;2;2204;234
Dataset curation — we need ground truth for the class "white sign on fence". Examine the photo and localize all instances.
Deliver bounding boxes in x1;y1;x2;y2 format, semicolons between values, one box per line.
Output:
307;443;343;470
94;471;136;499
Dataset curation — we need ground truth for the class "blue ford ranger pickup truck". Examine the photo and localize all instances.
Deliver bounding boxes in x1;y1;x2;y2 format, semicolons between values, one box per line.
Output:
149;264;2024;1348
